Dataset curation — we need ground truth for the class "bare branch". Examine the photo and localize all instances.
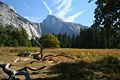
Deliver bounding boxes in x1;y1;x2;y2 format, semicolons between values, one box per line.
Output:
0;63;46;80
32;38;44;59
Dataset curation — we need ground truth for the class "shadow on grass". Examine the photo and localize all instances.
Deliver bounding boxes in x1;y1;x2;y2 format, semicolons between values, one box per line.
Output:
1;56;120;80
34;55;120;80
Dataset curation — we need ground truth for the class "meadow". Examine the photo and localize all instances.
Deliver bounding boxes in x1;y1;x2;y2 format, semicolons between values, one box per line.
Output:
0;47;120;80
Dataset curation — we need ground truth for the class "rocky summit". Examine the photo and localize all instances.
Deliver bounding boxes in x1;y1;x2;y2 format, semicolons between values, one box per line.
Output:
0;1;87;39
0;1;41;39
41;15;88;36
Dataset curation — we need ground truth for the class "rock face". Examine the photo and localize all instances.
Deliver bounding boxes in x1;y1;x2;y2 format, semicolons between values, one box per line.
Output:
41;15;88;36
0;1;88;39
0;1;41;39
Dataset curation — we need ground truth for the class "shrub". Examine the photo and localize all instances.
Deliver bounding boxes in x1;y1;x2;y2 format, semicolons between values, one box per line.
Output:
42;34;60;48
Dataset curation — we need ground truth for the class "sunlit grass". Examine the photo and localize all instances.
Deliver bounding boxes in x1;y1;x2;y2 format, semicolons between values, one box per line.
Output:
0;47;120;79
0;47;120;62
44;48;120;62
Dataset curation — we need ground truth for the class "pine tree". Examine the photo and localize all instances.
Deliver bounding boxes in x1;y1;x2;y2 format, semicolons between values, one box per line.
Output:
90;0;120;48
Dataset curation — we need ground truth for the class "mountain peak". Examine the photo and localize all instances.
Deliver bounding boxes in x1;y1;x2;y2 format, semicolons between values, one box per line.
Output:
46;15;64;22
46;15;57;20
41;15;88;35
47;15;56;18
0;1;41;39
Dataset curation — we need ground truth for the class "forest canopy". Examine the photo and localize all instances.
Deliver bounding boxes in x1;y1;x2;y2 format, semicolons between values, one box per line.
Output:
0;25;31;47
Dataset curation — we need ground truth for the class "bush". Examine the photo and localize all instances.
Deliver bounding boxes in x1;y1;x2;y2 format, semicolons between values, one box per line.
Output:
117;43;120;49
42;34;60;48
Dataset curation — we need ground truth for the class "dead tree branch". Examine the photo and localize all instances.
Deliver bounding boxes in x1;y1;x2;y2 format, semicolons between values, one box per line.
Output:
0;63;45;80
43;52;77;61
32;38;44;59
31;38;76;62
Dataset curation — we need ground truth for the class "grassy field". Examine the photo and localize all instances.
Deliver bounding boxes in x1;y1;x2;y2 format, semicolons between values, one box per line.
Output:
0;47;120;80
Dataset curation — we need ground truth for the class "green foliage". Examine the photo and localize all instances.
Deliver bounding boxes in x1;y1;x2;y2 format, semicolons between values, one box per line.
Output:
55;26;119;48
0;25;31;47
90;0;120;48
57;28;96;48
117;43;120;49
57;33;71;48
79;28;94;48
41;34;60;48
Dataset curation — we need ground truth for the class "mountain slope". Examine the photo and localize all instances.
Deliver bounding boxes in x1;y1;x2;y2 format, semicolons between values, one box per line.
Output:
0;1;41;39
0;1;88;39
41;15;88;35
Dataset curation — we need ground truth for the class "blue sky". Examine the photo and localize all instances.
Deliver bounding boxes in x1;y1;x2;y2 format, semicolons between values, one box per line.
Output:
1;0;96;26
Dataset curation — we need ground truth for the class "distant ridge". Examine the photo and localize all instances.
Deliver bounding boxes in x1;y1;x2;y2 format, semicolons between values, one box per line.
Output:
41;15;88;36
0;1;88;39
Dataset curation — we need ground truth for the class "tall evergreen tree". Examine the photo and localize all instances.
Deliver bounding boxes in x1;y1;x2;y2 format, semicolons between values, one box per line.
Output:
89;0;120;48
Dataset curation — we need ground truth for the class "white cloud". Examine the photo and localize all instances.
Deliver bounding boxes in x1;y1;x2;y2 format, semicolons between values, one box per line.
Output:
42;0;53;15
24;16;42;23
42;0;84;22
53;0;62;4
55;0;65;10
66;10;85;22
56;0;72;19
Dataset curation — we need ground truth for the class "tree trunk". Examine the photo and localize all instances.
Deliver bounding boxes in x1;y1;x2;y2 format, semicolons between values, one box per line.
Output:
33;38;44;59
0;63;45;80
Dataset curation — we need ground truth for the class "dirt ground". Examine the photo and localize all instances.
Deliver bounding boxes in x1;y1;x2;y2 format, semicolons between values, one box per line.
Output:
0;48;120;80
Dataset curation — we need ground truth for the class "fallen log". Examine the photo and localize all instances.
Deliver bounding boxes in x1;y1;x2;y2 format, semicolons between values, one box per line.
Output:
43;52;77;61
0;63;45;80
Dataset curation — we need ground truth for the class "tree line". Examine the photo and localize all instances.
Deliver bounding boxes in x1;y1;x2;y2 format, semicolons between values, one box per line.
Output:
0;25;119;48
56;28;120;49
0;0;120;48
0;25;31;47
89;0;120;48
39;0;120;49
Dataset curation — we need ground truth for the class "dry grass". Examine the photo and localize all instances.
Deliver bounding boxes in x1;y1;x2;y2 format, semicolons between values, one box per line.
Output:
44;48;120;62
0;47;120;62
0;47;120;79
